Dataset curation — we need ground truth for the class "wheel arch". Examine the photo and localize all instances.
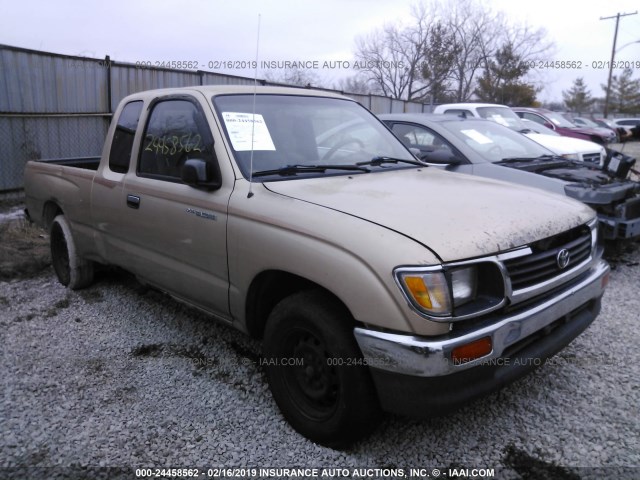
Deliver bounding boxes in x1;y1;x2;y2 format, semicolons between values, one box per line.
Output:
43;201;64;229
244;269;354;339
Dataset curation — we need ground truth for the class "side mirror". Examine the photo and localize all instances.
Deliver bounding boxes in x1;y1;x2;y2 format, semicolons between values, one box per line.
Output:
181;159;222;190
419;149;464;165
543;121;555;130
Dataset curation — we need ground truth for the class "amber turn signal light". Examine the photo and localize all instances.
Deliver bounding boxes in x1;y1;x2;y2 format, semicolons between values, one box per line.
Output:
451;336;492;364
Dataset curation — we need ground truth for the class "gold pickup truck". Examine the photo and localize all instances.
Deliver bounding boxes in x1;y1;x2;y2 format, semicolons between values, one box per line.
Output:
24;86;610;447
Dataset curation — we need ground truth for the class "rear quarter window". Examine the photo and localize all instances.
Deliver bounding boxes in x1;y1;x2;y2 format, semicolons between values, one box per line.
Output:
109;101;144;173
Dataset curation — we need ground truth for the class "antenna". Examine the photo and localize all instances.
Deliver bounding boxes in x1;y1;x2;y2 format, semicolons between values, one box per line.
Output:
247;13;261;199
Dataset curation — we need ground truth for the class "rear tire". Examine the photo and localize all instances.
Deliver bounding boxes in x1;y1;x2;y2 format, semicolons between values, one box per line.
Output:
50;215;94;289
263;290;381;447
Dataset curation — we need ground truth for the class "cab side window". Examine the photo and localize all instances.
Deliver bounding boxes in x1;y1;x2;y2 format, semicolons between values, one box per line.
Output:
109;101;143;173
444;109;473;118
138;99;215;181
520;112;545;125
390;123;454;154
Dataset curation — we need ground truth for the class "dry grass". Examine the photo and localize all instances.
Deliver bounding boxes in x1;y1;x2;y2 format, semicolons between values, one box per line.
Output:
0;218;51;280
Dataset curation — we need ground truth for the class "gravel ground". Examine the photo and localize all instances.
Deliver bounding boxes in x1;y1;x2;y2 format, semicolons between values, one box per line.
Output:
1;246;639;479
2;171;640;480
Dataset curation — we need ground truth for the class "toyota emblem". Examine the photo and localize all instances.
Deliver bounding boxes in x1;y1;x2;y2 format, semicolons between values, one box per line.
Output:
556;249;570;269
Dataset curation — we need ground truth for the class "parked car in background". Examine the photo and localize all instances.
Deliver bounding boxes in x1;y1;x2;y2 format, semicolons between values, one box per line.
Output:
380;113;640;240
572;117;620;143
519;119;606;166
612;118;640;140
513;107;617;145
592;118;630;142
433;103;606;165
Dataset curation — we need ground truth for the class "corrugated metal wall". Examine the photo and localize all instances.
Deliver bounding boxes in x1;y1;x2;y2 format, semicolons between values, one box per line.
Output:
0;44;433;193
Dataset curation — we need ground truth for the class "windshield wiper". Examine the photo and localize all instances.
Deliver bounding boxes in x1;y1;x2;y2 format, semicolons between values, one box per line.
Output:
497;154;558;163
252;164;370;178
356;156;426;167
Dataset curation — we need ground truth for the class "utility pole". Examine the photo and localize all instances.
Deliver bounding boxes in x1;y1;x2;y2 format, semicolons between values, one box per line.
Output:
601;11;637;118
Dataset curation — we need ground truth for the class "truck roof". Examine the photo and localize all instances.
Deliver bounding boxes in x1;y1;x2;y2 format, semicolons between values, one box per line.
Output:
121;85;349;102
379;113;487;124
433;103;509;112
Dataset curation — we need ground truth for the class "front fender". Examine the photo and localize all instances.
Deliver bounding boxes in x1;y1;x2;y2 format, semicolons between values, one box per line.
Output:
227;182;449;337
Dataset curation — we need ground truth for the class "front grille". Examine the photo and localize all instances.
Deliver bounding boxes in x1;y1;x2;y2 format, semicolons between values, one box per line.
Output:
582;153;601;164
504;225;592;291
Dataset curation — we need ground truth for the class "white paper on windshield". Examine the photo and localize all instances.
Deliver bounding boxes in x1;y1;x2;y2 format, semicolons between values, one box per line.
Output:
461;129;493;144
222;112;276;151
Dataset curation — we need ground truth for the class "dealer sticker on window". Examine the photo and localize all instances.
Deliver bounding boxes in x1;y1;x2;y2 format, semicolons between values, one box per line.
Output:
222;112;276;151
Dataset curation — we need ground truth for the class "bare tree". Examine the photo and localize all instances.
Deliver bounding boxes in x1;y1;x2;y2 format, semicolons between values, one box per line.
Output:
353;2;460;101
353;0;554;102
333;74;377;94
353;22;421;99
438;0;501;101
264;68;320;87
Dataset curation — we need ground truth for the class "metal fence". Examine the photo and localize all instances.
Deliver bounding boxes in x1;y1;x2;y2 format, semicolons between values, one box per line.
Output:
0;44;435;196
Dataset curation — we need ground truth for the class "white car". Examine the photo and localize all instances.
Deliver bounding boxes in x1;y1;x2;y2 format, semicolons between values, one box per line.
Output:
612;118;640;139
432;103;606;165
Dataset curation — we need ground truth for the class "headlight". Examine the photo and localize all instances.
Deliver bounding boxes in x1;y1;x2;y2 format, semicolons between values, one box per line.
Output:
561;153;579;161
450;267;477;307
395;262;505;321
397;266;477;317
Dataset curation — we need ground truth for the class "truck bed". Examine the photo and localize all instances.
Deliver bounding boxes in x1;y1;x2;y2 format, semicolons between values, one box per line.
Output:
24;157;100;229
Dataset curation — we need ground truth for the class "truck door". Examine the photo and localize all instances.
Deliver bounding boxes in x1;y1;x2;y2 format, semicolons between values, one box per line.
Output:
118;95;232;319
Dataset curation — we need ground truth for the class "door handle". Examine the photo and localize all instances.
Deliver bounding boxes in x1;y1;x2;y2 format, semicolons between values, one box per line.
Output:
126;195;141;209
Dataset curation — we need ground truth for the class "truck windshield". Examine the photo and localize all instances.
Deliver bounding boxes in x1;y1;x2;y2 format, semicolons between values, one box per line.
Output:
476;106;526;131
439;119;554;163
212;94;415;180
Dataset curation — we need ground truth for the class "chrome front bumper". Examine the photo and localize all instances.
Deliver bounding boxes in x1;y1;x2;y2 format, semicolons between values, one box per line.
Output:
354;259;610;377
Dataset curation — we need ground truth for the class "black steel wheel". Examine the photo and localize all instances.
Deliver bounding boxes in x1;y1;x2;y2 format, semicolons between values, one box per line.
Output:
263;290;380;447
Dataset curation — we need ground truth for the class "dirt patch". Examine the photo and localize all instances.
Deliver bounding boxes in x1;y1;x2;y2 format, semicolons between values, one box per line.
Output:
503;445;580;479
78;288;104;304
45;295;71;318
0;219;51;281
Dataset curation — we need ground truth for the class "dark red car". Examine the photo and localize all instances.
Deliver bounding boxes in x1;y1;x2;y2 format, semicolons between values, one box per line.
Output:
513;107;617;145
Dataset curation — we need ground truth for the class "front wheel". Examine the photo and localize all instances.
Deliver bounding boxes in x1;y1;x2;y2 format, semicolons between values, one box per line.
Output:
50;215;94;289
263;290;381;447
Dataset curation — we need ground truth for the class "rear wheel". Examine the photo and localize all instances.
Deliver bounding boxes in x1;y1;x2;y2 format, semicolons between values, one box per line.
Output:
263;290;380;447
50;215;94;289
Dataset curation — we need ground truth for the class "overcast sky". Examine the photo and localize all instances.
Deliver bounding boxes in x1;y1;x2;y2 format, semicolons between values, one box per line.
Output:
1;0;639;103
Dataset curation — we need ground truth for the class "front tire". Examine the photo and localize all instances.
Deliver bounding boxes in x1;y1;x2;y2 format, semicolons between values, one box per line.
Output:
263;290;380;447
50;215;94;289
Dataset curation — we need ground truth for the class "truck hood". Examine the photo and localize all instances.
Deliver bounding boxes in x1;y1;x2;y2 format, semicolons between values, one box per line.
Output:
264;168;595;262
